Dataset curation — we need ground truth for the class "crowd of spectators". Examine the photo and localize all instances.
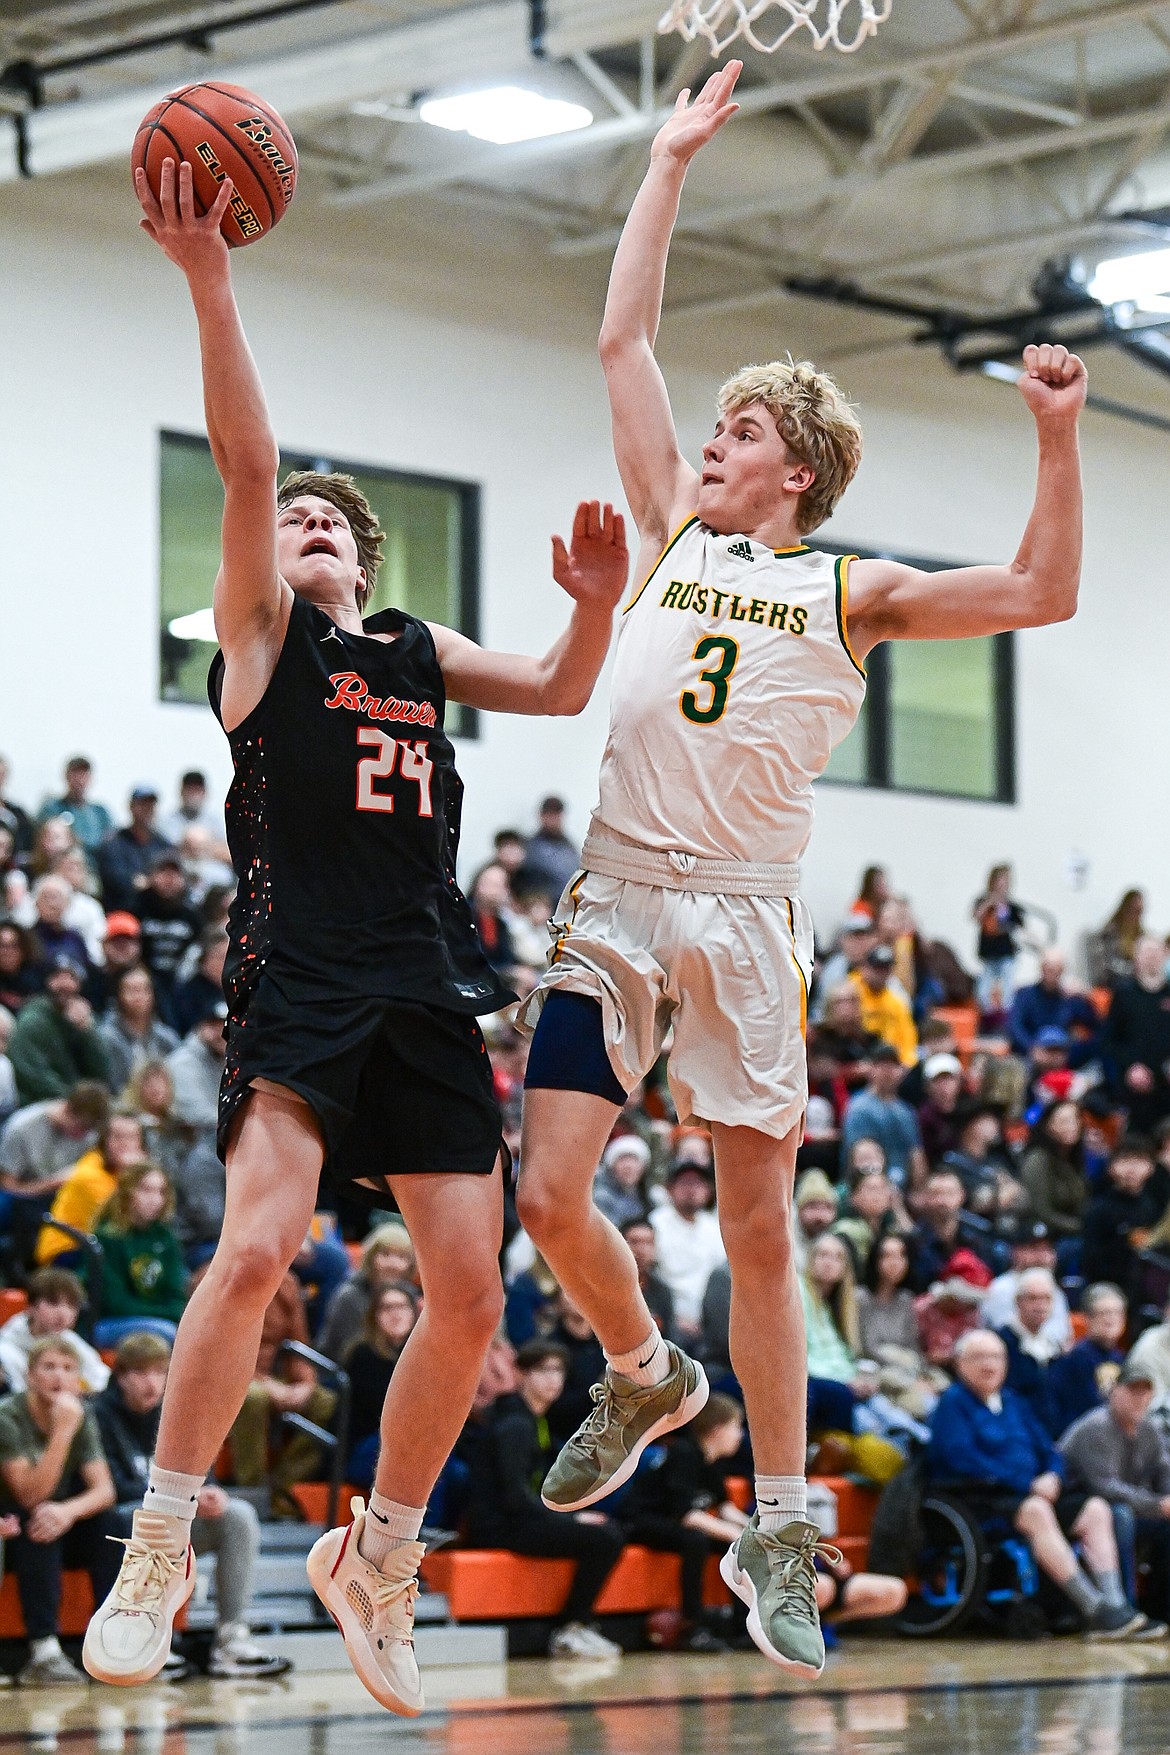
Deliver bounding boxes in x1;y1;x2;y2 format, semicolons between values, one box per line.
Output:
6;752;1170;1669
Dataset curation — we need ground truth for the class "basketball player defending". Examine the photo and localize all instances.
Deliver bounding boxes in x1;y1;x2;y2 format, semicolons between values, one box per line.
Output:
517;60;1086;1677
83;161;629;1713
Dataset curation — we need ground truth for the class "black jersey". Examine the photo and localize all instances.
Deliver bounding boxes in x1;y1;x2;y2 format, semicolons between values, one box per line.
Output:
208;594;513;1017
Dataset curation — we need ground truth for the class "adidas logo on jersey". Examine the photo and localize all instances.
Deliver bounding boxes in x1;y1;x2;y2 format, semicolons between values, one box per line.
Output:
727;540;755;562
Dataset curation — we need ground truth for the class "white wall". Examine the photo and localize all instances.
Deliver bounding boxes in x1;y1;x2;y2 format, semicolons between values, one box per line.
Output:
1;167;1168;976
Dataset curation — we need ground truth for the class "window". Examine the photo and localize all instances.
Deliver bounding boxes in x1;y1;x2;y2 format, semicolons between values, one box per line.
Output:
158;432;481;736
818;542;1015;803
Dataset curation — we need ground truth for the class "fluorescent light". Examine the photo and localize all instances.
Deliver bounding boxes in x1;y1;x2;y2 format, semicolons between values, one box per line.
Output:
419;85;592;146
168;608;217;642
1089;247;1170;315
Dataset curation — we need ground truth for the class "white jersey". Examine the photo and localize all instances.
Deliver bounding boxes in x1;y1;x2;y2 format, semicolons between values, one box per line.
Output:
593;516;867;866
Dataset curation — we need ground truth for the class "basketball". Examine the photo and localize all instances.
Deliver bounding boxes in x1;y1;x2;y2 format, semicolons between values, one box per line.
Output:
131;83;297;247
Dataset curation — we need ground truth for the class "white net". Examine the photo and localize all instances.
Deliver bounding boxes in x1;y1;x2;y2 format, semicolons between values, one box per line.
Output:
657;0;892;55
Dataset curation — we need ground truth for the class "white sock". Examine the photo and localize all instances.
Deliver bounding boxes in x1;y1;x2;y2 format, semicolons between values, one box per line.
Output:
144;1463;202;1527
31;1636;61;1662
358;1493;424;1571
606;1330;671;1388
754;1475;808;1532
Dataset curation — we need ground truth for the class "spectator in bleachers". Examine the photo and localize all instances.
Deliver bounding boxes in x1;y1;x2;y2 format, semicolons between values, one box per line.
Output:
907;1168;995;1292
53;848;107;969
811;981;881;1085
159;771;226;851
800;1234;862;1387
0;1334;119;1685
465;1338;623;1660
1081;1137;1165;1303
517;796;579;907
9;953;109;1105
0;920;42;1015
227;1270;336;1518
94;1331;290;1678
121;1059;191;1181
927;1328;1145;1636
87;912;144;1012
620;1217;676;1342
854;864;891;924
899;1015;963;1109
1019;1100;1089;1253
290;1223;354;1338
832;1157;907;1271
592;1135;654;1231
1010;949;1100;1064
318;1222;416;1363
619;1392;749;1653
942;1106;1023;1222
915;1053;965;1168
841;1045;926;1191
857;1234;920;1364
344;1281;420;1489
36;1111;146;1266
492;828;527;877
0;1080;110;1270
26;876;91;983
1103;938;1170;1133
1127;1292;1170;1398
812;912;878;1021
0;1268;108;1395
792;1169;839;1272
1044;1282;1127;1440
98;967;179;1098
93;1163;188;1347
1090;890;1147;990
469;864;522;983
38;758;112;858
547;1291;607;1448
649;1161;725;1344
165;997;227;1129
97;786;172;914
132;853;203;1029
972;864;1026;1012
849;947;917;1068
1059;1360;1170;1630
980;1218;1072;1348
0;755;34;855
995;1268;1065;1414
171;931;228;1039
914;1259;991;1371
168;1132;225;1267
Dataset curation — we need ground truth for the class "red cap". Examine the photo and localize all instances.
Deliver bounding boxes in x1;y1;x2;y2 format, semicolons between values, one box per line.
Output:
104;911;141;939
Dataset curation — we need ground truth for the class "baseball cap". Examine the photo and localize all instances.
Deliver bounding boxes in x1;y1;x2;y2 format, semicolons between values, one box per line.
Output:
46;952;85;983
666;1157;714;1185
151;849;184;873
924;1052;963;1080
104;912;141;939
794;1169;838;1210
130;784;159;802
1035;1026;1070;1050
842;908;875;934
1117;1360;1157;1388
870;1042;902;1065
1009;1217;1052;1247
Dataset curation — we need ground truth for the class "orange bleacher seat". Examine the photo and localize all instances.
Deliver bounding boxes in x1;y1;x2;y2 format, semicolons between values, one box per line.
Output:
1070;1311;1089;1342
289;1481;360;1524
1090;987;1112;1019
0;1289;27;1328
934;1005;979;1057
0;1567;188;1639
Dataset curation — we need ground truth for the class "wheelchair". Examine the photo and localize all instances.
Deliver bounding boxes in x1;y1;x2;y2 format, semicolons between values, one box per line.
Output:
894;1491;1041;1637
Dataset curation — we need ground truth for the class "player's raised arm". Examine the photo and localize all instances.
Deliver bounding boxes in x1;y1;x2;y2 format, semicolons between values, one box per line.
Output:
598;62;741;547
135;159;285;659
428;501;628;715
847;345;1086;657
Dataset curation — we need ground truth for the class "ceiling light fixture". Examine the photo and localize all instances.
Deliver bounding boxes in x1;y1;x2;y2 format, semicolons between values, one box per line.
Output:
419;85;592;146
1089;247;1170;315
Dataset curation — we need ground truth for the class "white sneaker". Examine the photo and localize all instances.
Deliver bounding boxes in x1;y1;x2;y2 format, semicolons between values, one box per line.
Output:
208;1622;293;1679
306;1498;424;1716
549;1621;620;1659
82;1511;194;1685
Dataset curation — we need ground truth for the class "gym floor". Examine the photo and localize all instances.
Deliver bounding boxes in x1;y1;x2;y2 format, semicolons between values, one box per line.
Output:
1;1641;1167;1755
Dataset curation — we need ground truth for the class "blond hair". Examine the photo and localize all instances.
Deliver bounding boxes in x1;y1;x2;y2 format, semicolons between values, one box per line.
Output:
717;358;863;534
278;471;385;611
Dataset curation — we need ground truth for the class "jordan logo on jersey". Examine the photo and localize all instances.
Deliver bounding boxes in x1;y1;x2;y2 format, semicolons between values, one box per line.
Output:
728;539;755;562
324;672;438;728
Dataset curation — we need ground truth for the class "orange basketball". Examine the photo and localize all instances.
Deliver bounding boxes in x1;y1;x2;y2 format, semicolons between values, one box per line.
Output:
131;82;297;248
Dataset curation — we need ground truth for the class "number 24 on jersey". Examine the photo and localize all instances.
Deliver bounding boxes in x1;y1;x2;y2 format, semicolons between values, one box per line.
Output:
355;730;434;815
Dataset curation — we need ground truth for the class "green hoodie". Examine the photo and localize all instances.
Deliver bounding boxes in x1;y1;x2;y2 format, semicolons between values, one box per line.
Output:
95;1221;188;1321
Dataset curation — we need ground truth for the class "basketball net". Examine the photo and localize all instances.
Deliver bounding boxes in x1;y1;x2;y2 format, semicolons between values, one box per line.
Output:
657;0;892;55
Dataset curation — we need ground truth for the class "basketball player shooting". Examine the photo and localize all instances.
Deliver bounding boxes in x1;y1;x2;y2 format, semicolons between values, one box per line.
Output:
516;60;1086;1677
83;159;629;1713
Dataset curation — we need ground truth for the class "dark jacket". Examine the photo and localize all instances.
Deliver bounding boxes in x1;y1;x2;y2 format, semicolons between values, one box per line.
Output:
1103;979;1170;1127
1081;1185;1165;1297
1042;1339;1123;1441
93;1380;159;1505
927;1380;1062;1496
1019;1144;1087;1239
995;1326;1051;1415
465;1393;555;1543
9;995;110;1103
1010;983;1099;1063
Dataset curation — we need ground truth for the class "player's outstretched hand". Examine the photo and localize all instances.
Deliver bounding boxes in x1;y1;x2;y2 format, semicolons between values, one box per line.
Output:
650;60;741;169
552;501;629;612
1018;343;1087;424
135;158;234;278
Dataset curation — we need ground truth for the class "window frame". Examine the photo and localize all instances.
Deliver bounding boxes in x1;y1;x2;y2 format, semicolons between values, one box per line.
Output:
157;429;483;739
813;538;1016;805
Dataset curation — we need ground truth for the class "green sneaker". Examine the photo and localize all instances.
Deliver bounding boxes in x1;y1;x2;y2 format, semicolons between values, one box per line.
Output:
541;1340;708;1512
719;1516;842;1678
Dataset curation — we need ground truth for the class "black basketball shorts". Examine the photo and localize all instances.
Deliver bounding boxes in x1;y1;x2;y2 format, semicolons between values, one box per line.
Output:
217;972;504;1199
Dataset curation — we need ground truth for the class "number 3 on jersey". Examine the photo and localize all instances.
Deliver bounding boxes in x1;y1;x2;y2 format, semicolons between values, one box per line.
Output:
356;729;434;816
680;635;739;726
